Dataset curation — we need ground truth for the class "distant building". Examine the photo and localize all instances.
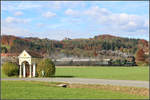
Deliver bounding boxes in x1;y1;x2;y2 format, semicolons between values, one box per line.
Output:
64;37;72;40
1;53;18;57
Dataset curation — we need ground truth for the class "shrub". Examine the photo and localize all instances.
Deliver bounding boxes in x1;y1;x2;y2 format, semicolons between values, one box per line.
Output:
112;59;122;65
121;59;127;65
2;62;19;76
37;58;55;77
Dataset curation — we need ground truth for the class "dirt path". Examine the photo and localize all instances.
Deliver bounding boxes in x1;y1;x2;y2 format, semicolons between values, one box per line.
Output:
2;78;149;88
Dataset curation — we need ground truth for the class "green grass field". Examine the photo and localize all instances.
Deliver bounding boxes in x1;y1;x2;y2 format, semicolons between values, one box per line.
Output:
2;66;149;81
1;66;149;99
55;66;149;81
2;80;148;99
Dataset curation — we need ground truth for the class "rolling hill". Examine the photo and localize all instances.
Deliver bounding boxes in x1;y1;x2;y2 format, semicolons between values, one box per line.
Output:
1;34;149;61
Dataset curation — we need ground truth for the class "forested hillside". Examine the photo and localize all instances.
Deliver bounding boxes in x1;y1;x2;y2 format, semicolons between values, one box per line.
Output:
1;34;149;65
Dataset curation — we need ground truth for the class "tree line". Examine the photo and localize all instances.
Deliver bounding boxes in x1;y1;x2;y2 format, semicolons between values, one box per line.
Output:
1;35;149;66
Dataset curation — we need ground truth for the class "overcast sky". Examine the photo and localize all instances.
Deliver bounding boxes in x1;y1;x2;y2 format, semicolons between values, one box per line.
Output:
1;1;149;40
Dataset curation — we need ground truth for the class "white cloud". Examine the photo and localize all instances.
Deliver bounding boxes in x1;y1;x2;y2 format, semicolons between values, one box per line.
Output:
14;11;23;16
65;9;79;17
84;6;148;33
1;19;39;38
2;1;86;12
85;6;110;16
42;11;56;18
50;1;65;9
37;23;45;27
5;16;31;24
5;17;15;23
128;21;137;27
118;13;129;25
1;24;32;37
144;20;149;27
49;1;86;10
2;1;42;11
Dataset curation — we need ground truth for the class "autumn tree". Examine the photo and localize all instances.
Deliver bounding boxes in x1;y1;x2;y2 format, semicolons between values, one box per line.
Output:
135;49;146;62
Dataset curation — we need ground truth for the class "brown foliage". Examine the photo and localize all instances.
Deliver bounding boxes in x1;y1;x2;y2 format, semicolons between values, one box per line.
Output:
138;39;148;49
136;49;146;62
1;35;30;46
1;35;17;46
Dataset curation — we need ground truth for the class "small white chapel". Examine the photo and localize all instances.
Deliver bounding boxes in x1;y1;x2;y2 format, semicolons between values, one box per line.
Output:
18;50;42;78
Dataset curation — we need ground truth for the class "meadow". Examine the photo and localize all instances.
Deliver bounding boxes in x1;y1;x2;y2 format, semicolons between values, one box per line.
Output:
2;66;149;81
2;80;149;99
55;66;149;81
1;66;149;99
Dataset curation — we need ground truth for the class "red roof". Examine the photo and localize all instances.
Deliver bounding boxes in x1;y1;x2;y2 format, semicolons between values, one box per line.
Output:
1;53;18;57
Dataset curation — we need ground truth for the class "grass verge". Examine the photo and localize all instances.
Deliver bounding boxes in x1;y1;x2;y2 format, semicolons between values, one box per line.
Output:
2;80;149;99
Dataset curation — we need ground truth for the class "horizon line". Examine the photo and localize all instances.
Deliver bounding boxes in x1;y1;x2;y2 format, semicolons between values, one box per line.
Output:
1;33;149;41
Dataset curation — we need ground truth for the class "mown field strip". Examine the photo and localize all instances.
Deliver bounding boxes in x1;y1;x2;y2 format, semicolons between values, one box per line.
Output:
55;66;149;81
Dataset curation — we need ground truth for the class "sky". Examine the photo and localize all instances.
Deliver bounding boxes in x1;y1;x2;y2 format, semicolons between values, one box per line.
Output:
1;1;149;40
